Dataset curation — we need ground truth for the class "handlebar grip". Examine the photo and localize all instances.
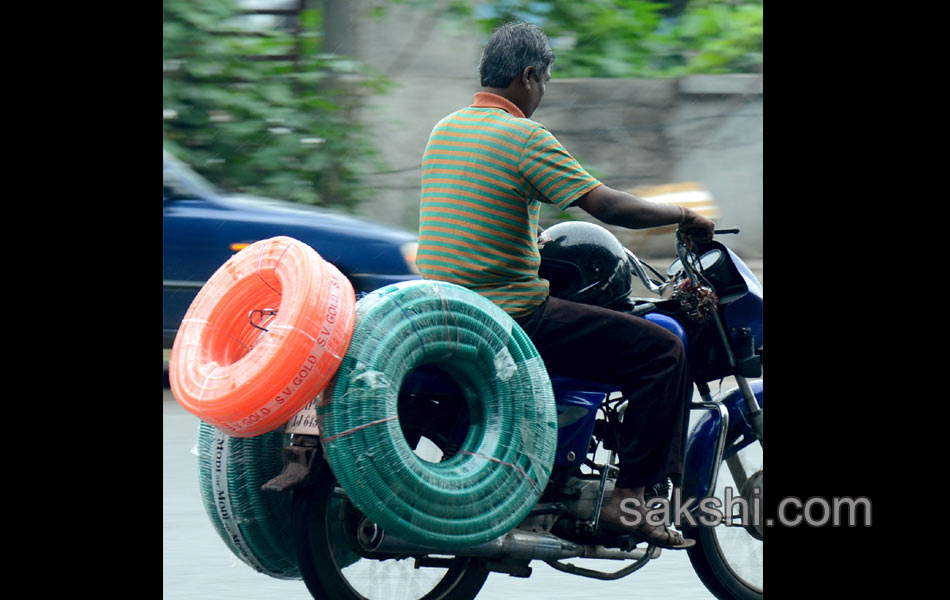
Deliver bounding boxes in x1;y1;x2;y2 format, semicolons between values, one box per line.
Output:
681;227;714;238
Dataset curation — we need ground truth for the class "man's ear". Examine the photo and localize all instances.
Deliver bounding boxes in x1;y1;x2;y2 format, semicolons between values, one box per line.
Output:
522;66;535;88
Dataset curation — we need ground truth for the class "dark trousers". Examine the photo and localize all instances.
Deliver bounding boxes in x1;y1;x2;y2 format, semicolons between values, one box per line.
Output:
514;296;692;488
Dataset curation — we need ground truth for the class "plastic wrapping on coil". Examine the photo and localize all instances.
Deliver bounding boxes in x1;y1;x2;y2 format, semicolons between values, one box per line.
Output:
170;236;355;437
318;279;558;550
195;422;300;579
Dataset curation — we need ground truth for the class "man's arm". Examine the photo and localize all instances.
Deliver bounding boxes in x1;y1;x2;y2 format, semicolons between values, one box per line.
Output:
573;184;715;241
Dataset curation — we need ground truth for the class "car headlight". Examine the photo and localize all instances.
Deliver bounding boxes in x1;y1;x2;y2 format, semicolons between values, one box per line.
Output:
401;241;419;274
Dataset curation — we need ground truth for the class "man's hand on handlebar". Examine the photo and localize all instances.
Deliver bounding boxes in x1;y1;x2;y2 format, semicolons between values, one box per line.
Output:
677;207;715;248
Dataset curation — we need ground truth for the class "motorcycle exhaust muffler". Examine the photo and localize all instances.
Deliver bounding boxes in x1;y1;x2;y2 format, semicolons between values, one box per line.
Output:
357;518;654;562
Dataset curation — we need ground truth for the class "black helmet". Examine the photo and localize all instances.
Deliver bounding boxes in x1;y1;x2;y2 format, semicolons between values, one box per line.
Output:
538;221;634;307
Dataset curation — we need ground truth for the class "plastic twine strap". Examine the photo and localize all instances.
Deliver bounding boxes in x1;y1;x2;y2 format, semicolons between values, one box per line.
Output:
456;450;542;495
196;364;223;405
255;238;292;296
373;290;428;357
322;415;399;445
180;318;254;357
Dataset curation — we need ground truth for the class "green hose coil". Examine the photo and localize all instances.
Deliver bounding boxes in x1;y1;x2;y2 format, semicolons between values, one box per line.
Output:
195;422;300;579
318;279;557;550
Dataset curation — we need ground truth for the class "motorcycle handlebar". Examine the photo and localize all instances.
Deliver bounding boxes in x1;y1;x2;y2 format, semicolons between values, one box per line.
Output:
681;227;740;238
674;227;739;283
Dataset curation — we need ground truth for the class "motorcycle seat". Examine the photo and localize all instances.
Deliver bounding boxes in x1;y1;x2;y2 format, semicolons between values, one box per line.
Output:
549;375;622;394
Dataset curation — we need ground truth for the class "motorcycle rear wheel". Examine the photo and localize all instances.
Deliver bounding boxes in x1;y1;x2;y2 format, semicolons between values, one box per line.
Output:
685;439;763;600
292;463;490;600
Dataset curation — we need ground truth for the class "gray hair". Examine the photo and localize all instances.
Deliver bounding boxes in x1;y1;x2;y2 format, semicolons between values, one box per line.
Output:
478;22;554;88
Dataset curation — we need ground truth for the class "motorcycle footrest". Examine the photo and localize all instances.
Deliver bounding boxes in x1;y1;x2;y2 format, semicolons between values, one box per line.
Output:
261;443;321;492
601;533;642;553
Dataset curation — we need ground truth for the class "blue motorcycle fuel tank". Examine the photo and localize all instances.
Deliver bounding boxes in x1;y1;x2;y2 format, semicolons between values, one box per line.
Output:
644;313;689;353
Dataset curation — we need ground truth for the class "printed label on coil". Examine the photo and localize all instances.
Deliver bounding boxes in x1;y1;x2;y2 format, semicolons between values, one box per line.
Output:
284;395;321;435
210;429;269;573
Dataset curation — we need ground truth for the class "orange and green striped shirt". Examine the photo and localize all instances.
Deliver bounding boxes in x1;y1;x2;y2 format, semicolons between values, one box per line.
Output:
417;93;602;318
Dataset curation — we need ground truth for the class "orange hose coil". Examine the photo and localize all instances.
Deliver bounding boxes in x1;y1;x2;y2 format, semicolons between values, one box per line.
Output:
169;236;356;437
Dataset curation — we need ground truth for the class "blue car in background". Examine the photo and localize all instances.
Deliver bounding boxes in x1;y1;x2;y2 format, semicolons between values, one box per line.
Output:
163;149;420;351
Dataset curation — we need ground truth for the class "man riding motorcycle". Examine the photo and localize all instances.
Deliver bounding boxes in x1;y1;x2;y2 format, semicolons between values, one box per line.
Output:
415;21;715;549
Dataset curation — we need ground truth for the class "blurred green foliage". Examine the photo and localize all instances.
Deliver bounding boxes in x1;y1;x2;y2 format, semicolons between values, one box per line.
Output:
476;0;762;78
163;0;389;208
164;0;761;211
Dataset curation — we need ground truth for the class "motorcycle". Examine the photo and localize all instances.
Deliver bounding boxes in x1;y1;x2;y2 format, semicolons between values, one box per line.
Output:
268;223;763;600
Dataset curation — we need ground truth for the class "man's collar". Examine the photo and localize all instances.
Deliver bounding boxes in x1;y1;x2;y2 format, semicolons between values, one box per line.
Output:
472;92;526;119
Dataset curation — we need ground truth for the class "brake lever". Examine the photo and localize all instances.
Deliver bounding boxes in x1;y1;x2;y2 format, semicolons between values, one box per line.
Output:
675;236;698;282
676;227;740;284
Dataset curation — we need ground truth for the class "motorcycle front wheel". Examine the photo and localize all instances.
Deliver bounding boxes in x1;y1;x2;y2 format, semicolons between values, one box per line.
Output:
291;462;490;600
685;437;763;600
